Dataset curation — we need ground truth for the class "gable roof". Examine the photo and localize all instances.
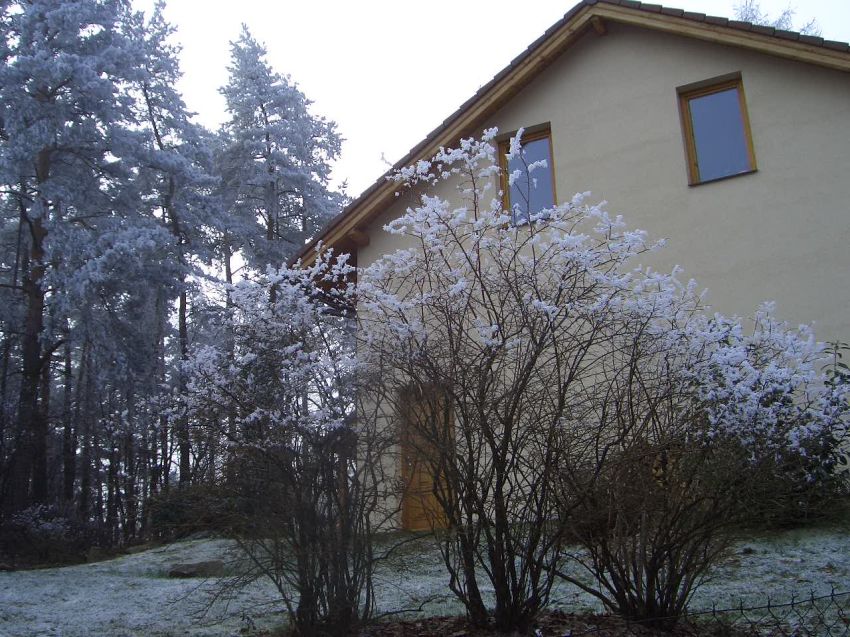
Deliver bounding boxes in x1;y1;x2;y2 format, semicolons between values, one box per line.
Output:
296;0;850;266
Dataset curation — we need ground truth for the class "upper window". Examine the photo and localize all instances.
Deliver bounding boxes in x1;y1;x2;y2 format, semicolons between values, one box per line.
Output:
678;76;756;185
498;128;556;224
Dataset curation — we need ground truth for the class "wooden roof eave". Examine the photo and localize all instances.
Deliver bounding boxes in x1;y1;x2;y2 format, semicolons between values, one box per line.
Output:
593;4;850;73
296;4;601;266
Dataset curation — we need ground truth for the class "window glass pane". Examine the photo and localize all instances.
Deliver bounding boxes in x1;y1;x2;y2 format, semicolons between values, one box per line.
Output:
507;136;554;223
688;87;751;182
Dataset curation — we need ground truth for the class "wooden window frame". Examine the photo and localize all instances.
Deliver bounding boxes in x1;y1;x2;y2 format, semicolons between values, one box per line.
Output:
678;75;757;186
497;125;557;223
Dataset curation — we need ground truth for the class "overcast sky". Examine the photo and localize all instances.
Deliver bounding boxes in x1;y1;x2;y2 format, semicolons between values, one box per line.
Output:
132;0;850;196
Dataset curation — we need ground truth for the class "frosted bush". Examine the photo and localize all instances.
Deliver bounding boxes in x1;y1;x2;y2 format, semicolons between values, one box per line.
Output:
357;129;848;630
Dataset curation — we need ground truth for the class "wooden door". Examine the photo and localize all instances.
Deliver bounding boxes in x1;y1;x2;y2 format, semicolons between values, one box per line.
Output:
400;387;449;531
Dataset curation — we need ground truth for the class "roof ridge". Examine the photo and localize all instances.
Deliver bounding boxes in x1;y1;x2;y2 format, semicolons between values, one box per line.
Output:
595;0;848;50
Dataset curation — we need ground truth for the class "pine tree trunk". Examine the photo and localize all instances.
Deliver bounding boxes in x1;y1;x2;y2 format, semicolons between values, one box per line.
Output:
0;333;13;456
0;194;25;448
160;414;170;493
93;419;104;527
177;288;191;485
262;116;279;304
152;291;167;495
106;436;118;546
161;171;190;487
78;346;93;519
7;148;53;513
62;339;78;503
123;390;138;542
31;349;51;504
223;243;238;485
6;213;47;513
139;419;151;537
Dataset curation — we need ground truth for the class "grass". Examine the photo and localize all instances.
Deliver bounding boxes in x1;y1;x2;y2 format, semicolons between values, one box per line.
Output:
1;522;848;636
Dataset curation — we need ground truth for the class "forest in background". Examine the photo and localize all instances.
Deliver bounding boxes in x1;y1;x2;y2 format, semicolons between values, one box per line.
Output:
0;0;836;563
0;0;346;547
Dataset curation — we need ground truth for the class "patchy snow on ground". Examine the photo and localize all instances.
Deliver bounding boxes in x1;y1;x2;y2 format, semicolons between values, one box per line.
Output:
374;525;850;621
551;525;850;615
1;525;848;636
696;526;850;607
0;538;280;637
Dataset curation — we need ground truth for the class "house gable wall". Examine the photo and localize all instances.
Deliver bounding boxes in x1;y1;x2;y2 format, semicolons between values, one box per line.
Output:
360;22;850;340
486;22;850;339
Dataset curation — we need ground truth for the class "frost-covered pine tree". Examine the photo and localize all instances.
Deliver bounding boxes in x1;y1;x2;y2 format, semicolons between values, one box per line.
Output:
124;2;222;488
218;27;343;266
0;0;222;520
0;0;152;512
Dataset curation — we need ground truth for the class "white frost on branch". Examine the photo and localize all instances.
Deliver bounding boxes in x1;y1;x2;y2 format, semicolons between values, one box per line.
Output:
360;129;848;471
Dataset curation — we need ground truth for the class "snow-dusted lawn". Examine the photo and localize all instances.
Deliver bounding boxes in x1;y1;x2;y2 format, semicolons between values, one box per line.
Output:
0;538;280;637
377;524;850;618
1;525;848;636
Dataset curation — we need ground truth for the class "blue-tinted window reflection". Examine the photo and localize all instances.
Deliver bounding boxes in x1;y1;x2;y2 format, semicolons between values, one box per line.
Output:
689;87;751;182
507;136;554;224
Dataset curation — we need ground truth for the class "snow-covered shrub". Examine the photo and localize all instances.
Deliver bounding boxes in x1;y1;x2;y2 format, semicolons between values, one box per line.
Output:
557;303;848;628
182;252;391;636
732;334;850;527
358;128;683;630
357;129;848;631
667;310;848;527
824;340;850;477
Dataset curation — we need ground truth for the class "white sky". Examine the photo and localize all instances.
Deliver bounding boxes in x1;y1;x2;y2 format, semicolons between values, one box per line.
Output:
133;0;850;197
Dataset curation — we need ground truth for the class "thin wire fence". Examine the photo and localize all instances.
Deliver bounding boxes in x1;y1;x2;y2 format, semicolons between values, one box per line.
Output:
562;589;850;636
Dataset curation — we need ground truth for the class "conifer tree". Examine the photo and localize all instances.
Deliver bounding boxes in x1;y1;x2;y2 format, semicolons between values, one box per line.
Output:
0;0;147;512
219;27;343;266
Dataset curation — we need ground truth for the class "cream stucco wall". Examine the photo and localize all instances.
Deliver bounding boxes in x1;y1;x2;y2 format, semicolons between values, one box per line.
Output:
361;23;850;342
